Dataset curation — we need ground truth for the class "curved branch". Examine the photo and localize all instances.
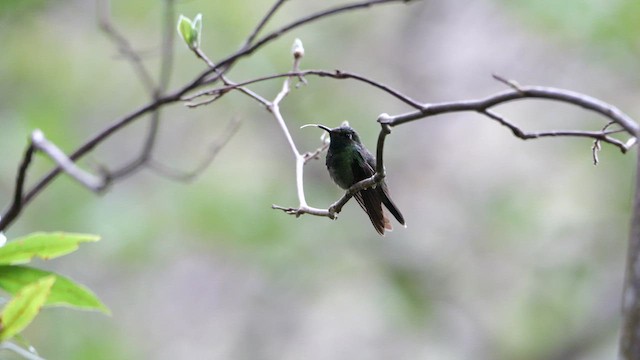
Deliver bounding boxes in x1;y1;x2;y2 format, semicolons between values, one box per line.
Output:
388;85;639;136
1;0;411;231
184;69;423;109
273;75;638;222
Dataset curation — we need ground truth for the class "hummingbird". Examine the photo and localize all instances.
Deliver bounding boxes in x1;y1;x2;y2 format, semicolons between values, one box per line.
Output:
315;124;405;235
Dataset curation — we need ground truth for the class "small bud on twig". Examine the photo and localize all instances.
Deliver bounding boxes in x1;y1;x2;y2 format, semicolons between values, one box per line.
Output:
292;38;305;59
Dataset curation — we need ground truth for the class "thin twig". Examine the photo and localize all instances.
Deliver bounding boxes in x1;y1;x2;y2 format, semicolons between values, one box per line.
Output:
482;110;630;152
242;0;289;48
0;342;46;360
185;69;424;109
193;47;270;107
97;0;156;94
592;121;616;165
104;0;176;181
302;142;329;164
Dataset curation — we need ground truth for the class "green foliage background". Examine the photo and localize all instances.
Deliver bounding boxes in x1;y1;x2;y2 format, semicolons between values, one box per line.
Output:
1;0;639;359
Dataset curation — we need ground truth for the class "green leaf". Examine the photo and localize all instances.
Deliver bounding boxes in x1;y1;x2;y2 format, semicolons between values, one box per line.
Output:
192;13;202;48
177;13;202;50
0;232;100;265
0;266;110;314
177;14;196;49
0;275;55;341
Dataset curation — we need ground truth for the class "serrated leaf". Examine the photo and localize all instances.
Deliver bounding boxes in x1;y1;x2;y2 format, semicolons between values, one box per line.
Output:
0;275;55;341
0;232;100;265
0;266;109;315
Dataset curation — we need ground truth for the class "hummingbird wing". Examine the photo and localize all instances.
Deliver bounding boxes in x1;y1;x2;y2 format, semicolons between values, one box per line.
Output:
379;183;405;226
351;151;391;235
360;147;405;226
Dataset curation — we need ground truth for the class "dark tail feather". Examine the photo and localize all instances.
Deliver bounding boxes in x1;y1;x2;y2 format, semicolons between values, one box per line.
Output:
354;189;388;235
379;185;405;226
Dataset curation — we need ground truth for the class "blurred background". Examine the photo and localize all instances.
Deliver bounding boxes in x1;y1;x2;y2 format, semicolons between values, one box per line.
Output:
1;0;639;359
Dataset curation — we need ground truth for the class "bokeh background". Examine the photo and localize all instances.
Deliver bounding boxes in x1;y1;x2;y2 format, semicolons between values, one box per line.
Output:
1;0;640;359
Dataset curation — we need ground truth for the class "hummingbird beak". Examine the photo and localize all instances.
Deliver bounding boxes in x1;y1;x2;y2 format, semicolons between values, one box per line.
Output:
316;124;332;133
300;123;332;133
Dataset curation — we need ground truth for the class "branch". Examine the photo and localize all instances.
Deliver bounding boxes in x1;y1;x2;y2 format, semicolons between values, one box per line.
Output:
273;114;392;219
105;0;177;181
386;79;639;137
242;0;289;48
97;0;156;94
0;0;408;232
0;342;46;360
2;139;36;232
31;130;108;191
191;47;269;107
481;109;630;152
183;69;423;109
0;129;109;231
272;72;638;221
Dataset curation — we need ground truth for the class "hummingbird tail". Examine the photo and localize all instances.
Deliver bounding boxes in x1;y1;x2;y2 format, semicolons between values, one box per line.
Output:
354;188;388;235
380;186;405;226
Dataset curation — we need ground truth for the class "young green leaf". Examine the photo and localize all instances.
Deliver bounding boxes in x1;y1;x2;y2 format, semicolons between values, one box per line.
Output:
177;13;202;50
177;15;194;47
192;13;202;48
0;266;110;315
0;276;55;341
0;232;100;265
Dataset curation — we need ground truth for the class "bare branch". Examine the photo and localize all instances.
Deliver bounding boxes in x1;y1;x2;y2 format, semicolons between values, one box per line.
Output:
97;0;156;94
275;118;390;220
0;0;407;232
482;109;630;152
192;47;270;107
1;139;36;231
302;141;329;164
388;84;639;137
272;75;638;222
184;69;423;109
101;0;177;181
31;130;108;192
242;0;289;48
0;342;46;360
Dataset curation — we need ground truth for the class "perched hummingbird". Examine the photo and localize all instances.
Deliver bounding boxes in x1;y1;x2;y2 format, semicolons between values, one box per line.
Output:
316;124;405;235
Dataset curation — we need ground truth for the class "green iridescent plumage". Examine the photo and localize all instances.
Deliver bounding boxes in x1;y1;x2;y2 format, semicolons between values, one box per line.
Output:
318;125;405;235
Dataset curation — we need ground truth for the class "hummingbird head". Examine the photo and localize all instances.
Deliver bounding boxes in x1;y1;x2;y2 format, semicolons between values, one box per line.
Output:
315;124;362;148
